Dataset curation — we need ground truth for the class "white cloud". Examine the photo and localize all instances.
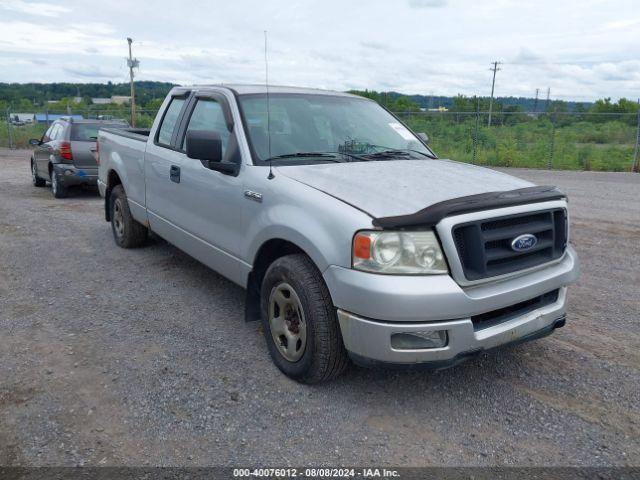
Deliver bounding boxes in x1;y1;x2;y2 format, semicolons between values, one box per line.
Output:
63;64;121;79
603;18;640;29
0;0;637;101
0;0;71;17
408;0;447;7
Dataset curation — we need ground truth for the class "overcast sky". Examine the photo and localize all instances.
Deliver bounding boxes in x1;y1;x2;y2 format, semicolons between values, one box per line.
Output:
0;0;638;101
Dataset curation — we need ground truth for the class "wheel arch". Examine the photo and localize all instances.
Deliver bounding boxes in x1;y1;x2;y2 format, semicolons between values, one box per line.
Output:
104;169;123;221
244;238;313;323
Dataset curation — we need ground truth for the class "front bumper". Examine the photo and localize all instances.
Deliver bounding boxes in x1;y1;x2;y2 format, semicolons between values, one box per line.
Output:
338;287;567;366
53;164;98;187
324;246;579;366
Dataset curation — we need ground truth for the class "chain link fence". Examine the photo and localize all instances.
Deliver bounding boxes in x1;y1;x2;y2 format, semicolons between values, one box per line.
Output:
396;110;640;172
2;106;160;150
3;106;639;172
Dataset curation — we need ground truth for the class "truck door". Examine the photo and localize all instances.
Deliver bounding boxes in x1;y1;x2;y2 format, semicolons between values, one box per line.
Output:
169;93;246;284
145;91;246;285
144;93;190;231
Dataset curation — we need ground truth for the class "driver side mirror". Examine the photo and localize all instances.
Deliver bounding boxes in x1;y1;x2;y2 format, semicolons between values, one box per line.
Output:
28;138;42;146
186;130;238;175
417;132;429;144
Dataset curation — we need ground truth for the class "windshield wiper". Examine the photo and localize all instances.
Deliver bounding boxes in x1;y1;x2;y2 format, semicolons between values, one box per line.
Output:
361;148;436;160
265;152;346;164
266;152;343;162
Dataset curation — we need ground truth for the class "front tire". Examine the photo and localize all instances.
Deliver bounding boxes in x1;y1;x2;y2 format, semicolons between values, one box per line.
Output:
261;254;349;383
32;160;46;187
109;185;148;248
50;169;67;198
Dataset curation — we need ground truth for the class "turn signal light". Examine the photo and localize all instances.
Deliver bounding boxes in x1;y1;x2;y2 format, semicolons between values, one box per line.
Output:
353;233;371;260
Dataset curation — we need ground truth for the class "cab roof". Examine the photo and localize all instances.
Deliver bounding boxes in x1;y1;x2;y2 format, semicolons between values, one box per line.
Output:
171;84;363;98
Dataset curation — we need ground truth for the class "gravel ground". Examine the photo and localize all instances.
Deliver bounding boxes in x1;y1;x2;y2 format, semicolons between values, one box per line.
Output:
0;148;638;467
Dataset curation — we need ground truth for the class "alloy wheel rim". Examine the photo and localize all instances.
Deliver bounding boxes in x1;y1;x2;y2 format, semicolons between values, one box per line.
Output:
268;282;307;362
113;198;125;238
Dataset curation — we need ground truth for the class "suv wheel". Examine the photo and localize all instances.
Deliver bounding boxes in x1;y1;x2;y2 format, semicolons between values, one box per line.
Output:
261;254;349;383
109;185;148;248
50;170;67;198
32;160;46;187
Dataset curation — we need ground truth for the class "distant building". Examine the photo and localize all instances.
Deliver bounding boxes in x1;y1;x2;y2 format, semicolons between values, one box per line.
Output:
9;113;36;124
110;96;131;105
35;113;84;123
90;96;131;105
427;107;448;112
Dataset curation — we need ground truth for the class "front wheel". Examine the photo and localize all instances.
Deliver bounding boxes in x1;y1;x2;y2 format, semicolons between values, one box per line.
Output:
109;185;148;248
261;254;349;383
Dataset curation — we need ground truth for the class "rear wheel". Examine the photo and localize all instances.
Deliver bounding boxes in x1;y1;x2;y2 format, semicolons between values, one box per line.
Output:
261;254;349;383
50;169;67;198
32;160;46;187
109;185;148;248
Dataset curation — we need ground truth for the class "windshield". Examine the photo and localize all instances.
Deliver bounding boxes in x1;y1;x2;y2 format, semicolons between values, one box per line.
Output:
237;93;434;163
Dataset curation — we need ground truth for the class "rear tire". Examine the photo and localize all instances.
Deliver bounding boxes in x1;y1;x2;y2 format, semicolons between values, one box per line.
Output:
109;185;148;248
32;160;46;187
50;169;67;198
260;254;349;383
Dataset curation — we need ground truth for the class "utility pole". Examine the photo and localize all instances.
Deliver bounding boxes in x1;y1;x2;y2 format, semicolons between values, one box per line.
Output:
545;87;551;112
533;88;539;114
6;108;14;149
127;37;139;127
632;98;640;173
487;61;501;126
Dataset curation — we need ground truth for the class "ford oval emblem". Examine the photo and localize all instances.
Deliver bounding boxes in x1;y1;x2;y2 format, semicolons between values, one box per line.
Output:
511;234;538;252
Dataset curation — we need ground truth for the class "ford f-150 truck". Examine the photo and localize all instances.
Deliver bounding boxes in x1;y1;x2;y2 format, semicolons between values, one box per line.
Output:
97;85;579;383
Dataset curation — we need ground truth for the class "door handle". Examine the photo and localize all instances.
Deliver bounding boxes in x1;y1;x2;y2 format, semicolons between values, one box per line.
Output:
170;165;180;183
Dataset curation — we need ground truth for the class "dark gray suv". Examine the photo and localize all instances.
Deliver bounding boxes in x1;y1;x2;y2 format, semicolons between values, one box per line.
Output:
30;118;128;198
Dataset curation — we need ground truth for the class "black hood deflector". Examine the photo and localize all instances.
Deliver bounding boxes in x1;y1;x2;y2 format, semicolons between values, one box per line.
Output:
372;185;566;229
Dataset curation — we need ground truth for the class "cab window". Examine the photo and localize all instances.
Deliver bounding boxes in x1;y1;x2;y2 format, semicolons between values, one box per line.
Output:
181;99;229;155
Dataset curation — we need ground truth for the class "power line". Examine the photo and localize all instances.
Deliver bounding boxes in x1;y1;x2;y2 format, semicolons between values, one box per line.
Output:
487;61;502;126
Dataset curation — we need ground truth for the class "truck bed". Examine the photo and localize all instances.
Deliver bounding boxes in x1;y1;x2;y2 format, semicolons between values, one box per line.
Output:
98;127;150;215
101;127;150;142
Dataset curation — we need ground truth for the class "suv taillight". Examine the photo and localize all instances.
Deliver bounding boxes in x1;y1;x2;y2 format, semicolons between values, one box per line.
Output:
59;142;73;163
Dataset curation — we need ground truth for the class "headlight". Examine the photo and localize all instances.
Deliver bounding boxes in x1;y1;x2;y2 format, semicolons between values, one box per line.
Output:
352;230;448;274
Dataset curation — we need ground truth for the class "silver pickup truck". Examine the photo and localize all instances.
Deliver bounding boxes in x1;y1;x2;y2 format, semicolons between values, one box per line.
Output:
98;85;579;383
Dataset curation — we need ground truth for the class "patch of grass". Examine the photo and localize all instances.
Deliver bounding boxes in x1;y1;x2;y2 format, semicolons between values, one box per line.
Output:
0;122;44;149
402;115;637;172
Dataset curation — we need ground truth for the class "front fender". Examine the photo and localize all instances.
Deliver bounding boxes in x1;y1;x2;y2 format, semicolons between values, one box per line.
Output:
242;184;374;277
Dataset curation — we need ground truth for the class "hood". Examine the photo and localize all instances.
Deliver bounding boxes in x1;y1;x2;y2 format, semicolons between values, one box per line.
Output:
277;159;534;219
